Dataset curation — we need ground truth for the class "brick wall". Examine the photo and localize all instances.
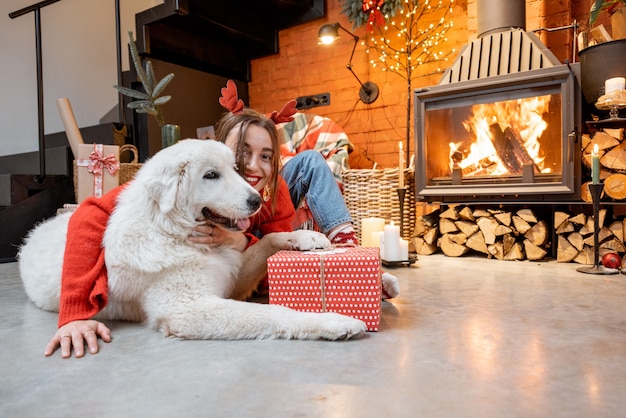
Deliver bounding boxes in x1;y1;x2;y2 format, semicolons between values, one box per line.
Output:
249;0;592;169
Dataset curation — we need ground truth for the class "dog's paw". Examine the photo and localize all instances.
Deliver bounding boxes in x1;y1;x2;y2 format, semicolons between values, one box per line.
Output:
285;230;331;251
319;312;367;340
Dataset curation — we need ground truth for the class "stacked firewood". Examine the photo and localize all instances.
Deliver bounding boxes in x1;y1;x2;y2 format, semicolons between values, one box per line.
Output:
581;128;626;201
412;206;549;261
554;208;625;263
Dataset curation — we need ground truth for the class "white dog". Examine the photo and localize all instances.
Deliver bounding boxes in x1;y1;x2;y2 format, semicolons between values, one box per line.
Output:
18;139;366;340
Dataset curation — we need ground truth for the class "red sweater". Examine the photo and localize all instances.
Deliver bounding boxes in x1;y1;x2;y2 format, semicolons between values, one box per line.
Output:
57;177;295;327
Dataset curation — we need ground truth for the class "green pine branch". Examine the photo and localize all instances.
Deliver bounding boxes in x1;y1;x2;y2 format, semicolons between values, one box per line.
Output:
114;31;174;127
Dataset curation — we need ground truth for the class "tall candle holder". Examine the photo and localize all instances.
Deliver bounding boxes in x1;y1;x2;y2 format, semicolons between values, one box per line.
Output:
577;183;619;275
397;187;406;238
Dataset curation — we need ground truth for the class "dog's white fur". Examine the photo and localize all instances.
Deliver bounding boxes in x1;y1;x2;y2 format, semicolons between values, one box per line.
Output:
18;139;366;340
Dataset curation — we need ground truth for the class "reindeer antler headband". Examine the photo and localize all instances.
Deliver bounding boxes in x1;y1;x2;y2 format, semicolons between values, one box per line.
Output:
219;79;297;124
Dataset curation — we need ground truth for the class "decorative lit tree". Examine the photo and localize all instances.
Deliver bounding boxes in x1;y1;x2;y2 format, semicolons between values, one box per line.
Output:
342;0;456;160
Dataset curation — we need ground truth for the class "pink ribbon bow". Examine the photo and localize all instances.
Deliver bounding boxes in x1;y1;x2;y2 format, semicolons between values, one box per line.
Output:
76;144;119;198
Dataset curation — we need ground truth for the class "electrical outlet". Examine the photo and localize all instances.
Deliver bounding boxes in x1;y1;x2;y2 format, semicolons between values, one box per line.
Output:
295;93;331;110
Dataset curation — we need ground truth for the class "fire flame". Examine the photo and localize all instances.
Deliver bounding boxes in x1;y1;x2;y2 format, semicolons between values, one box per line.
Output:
449;95;551;176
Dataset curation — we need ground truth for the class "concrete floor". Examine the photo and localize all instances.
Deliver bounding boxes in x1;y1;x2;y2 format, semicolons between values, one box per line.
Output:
1;254;626;418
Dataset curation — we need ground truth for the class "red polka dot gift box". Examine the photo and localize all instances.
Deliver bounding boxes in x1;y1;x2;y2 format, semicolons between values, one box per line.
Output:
267;247;381;331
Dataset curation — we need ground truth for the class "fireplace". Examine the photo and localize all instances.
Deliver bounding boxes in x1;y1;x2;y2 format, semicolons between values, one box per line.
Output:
414;1;582;204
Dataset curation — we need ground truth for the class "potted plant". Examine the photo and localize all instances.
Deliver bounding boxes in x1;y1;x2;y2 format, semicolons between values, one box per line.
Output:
114;32;178;148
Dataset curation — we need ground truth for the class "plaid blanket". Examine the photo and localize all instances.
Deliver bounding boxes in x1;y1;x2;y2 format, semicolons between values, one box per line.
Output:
278;113;353;184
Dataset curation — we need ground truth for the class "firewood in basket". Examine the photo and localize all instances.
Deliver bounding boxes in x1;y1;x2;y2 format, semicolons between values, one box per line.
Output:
489;124;537;174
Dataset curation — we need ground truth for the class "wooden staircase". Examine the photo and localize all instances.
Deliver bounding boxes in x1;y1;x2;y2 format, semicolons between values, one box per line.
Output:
1;0;327;262
0;124;117;262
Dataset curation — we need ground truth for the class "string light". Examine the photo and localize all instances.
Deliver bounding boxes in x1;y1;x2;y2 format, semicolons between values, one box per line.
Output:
364;0;455;79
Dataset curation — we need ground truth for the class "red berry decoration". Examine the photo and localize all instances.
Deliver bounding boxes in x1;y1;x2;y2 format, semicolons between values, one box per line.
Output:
602;253;622;269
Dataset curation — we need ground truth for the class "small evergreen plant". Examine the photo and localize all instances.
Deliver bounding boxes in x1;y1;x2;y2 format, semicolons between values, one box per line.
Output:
114;31;174;127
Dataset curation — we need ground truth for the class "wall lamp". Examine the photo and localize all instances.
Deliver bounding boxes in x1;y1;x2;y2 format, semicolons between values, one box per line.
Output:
318;23;379;104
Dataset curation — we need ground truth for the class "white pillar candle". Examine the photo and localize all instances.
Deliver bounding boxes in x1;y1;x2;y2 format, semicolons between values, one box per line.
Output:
605;77;625;95
383;221;401;261
361;217;385;247
399;239;409;261
376;231;385;258
371;231;384;248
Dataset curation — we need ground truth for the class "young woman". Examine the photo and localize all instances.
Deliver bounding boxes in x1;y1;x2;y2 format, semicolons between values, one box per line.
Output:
190;80;358;249
188;110;359;249
189;83;398;299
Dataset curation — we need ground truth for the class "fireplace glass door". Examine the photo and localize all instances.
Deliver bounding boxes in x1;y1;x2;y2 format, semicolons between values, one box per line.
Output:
414;65;580;203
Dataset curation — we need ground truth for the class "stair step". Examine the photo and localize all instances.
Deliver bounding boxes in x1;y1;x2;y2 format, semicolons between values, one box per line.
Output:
0;174;72;206
0;175;74;263
0;145;72;177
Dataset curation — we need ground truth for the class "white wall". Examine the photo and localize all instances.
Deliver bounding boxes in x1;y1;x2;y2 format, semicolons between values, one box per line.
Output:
0;0;160;157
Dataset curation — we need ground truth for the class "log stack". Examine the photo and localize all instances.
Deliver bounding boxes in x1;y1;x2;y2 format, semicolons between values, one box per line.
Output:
554;208;625;263
581;127;626;201
412;206;549;261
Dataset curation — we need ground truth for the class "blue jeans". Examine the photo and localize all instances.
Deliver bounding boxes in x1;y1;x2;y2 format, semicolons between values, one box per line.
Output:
281;150;353;234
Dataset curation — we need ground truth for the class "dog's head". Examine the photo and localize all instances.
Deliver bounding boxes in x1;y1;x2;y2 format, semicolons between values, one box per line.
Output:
137;139;261;231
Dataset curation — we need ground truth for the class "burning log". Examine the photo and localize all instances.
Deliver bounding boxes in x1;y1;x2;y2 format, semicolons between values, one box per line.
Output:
489;124;536;174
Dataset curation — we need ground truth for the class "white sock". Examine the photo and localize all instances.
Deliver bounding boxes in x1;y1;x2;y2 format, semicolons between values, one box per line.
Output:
327;223;355;241
382;272;400;300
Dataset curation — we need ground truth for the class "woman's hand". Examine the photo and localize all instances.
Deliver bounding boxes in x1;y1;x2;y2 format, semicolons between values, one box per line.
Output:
189;223;249;252
45;320;111;359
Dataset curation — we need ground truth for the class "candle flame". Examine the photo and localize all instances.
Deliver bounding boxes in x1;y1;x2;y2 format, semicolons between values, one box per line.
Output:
399;141;403;150
593;144;599;155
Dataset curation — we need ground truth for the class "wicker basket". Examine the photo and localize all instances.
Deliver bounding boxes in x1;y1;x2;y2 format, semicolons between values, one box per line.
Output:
118;144;142;185
73;144;142;201
343;168;415;241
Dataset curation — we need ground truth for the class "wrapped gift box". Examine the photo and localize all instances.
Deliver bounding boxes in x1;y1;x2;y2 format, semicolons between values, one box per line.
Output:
267;247;381;331
75;143;120;203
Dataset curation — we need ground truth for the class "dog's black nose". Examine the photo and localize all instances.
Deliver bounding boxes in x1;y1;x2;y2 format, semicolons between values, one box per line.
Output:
248;193;262;211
